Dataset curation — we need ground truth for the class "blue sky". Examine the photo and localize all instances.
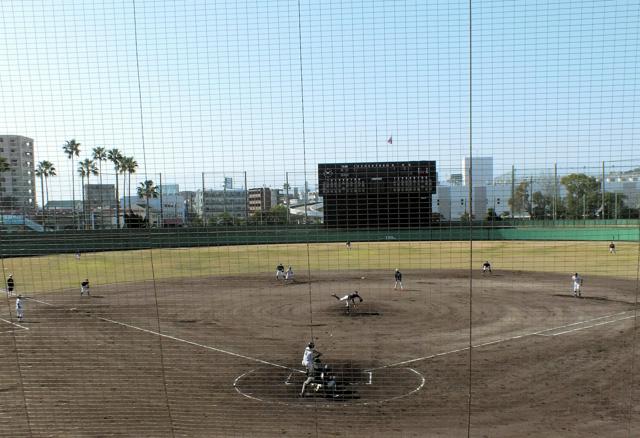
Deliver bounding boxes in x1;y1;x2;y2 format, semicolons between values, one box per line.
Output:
0;0;638;197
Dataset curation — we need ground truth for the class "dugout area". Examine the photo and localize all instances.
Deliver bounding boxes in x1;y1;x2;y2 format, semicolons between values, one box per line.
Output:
1;268;639;437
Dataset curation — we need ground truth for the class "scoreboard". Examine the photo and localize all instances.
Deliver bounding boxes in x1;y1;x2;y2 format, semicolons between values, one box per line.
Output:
318;161;437;228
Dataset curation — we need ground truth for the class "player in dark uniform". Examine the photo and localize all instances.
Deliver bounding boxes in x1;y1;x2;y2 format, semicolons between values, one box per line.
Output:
6;274;15;296
394;269;403;290
482;261;492;274
81;279;90;296
331;291;363;314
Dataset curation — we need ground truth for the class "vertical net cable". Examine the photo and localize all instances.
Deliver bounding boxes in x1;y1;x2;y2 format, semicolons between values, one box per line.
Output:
131;0;176;435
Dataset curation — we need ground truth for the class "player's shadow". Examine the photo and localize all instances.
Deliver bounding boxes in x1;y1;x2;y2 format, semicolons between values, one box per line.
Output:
553;294;635;305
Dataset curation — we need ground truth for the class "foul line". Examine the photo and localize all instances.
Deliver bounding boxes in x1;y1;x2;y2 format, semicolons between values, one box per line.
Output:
98;317;304;373
0;318;29;330
367;310;636;372
24;295;303;374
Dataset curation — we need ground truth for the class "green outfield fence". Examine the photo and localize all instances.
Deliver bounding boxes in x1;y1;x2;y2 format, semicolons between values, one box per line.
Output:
1;223;638;258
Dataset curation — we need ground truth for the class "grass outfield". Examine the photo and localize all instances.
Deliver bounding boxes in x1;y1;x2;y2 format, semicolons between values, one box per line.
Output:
1;240;638;292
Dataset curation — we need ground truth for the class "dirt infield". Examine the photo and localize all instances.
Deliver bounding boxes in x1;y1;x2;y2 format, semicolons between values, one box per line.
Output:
1;269;639;437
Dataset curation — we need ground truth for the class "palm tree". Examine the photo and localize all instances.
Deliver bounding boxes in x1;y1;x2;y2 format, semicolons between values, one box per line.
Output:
92;147;107;225
79;159;98;228
107;149;123;228
62;139;81;228
40;161;56;211
137;179;159;227
122;156;138;213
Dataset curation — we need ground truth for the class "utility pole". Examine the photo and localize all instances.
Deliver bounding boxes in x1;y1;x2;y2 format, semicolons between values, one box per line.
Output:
553;163;558;222
511;165;515;219
159;172;163;227
601;161;605;219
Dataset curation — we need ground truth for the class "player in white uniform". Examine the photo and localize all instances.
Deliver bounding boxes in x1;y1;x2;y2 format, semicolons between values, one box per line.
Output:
609;242;616;254
482;261;492;274
275;263;285;280
572;273;583;297
285;266;294;281
15;295;24;322
81;279;90;296
300;342;322;396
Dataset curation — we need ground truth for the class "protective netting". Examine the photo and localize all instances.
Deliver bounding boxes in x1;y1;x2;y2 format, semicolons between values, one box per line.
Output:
1;1;639;436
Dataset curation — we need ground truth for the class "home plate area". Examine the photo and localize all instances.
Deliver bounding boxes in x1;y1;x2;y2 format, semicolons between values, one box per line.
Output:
234;363;425;405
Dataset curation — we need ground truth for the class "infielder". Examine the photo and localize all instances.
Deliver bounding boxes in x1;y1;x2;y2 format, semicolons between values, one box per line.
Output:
331;291;363;313
394;269;403;290
482;261;492;274
81;279;90;296
572;273;583;298
609;242;616;254
6;274;15;296
285;266;294;281
15;295;24;322
276;263;285;280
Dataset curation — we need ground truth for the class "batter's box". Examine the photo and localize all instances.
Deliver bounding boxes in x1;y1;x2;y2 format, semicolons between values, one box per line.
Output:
234;364;425;406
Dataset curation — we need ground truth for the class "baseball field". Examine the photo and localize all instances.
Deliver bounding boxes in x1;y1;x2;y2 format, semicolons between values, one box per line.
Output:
1;240;639;437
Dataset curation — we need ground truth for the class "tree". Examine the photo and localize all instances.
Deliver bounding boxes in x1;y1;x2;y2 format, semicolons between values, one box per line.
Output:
62;139;81;228
485;208;500;222
35;166;45;209
107;149;124;228
79;159;98;228
560;173;600;219
137;180;159;227
92;147;108;223
531;191;552;219
39;161;56;209
508;180;530;216
121;156;138;213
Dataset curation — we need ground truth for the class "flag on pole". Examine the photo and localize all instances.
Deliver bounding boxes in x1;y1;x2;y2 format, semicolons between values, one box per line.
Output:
387;136;393;144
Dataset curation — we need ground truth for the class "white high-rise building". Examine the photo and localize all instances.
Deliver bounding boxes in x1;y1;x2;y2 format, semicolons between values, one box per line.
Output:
463;157;493;187
0;135;36;211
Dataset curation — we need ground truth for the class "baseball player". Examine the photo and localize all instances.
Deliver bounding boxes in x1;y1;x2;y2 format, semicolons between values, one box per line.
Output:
81;279;90;296
300;342;323;397
609;242;616;254
15;295;24;322
275;263;285;280
394;269;403;290
6;274;15;296
331;291;363;313
346;241;351;250
572;273;583;297
285;266;294;281
482;261;492;274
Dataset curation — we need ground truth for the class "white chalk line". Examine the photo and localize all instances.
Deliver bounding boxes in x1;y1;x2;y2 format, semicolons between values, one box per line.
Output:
234;367;425;407
367;309;637;371
24;295;303;374
0;318;29;330
98;317;304;373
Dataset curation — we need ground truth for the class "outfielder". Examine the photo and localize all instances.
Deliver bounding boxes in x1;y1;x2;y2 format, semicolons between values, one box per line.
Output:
572;273;583;298
609;242;616;254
